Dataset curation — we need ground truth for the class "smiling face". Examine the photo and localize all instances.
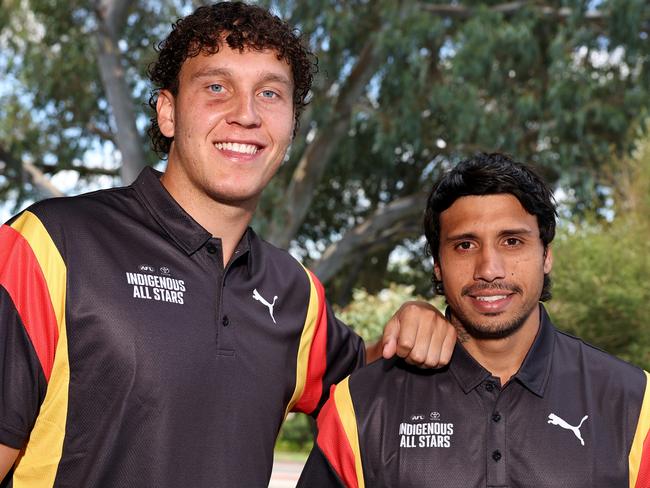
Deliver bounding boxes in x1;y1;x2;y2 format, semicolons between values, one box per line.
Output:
156;45;294;210
434;194;553;340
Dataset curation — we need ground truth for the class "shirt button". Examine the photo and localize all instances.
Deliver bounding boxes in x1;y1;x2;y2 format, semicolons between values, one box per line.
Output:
492;450;502;462
206;244;217;254
492;412;501;422
222;315;230;327
485;382;495;392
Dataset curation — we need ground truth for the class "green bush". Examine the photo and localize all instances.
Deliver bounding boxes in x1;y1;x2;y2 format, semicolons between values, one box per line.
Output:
548;222;650;369
547;132;650;370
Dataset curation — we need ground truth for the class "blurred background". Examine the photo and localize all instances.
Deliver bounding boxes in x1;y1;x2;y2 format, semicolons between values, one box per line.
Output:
1;0;649;463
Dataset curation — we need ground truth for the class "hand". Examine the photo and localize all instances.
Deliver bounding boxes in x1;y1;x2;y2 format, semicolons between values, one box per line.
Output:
380;301;456;368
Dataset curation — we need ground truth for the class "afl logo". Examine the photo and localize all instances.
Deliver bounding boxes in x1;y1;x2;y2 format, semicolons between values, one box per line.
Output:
139;264;155;273
160;267;171;275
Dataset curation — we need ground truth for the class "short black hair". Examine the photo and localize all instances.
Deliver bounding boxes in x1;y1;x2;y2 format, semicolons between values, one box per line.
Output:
147;1;316;156
423;152;557;301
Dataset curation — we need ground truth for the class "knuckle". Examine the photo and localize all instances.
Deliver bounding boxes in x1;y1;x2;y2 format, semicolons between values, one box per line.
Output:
409;350;427;364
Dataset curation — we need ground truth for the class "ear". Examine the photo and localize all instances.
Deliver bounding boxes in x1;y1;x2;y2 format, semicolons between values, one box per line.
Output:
156;90;176;138
433;260;442;282
543;246;553;274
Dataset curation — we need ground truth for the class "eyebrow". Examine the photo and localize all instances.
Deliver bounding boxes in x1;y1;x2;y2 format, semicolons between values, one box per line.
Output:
191;67;292;89
444;228;534;242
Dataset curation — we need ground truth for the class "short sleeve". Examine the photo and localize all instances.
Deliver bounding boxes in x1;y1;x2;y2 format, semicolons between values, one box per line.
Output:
287;269;365;416
297;378;365;488
0;212;64;448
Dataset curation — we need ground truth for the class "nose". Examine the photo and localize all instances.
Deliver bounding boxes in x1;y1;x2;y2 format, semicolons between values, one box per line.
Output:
225;93;262;128
474;245;506;282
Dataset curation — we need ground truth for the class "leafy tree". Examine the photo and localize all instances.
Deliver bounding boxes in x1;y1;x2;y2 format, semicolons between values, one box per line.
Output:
547;126;650;370
1;0;649;302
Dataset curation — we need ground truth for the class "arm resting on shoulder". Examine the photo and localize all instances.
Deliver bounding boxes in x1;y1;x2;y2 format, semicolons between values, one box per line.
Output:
0;443;19;481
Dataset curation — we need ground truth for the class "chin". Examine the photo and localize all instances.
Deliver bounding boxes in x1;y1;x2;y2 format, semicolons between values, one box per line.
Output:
455;310;530;341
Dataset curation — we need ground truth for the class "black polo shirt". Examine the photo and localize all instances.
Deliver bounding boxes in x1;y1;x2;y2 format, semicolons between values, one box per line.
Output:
298;305;650;488
0;167;364;487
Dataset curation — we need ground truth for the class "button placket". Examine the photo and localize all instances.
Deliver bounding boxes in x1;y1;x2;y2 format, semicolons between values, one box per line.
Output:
484;379;507;486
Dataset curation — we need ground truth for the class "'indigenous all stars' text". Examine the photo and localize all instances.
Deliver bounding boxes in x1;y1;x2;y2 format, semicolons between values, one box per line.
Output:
126;272;186;304
399;421;454;449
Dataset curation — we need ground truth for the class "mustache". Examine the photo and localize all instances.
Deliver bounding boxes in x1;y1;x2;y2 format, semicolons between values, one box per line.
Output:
461;282;522;297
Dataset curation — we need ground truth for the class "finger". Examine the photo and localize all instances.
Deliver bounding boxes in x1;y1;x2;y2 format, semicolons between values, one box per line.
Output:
436;326;457;367
403;320;434;366
421;326;445;368
394;317;418;359
381;315;400;359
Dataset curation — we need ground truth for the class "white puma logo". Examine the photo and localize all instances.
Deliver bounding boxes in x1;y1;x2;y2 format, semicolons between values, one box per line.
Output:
252;289;278;324
547;413;589;446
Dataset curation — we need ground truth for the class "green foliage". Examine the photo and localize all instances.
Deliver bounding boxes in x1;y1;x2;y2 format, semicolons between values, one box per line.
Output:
335;284;443;342
547;130;650;370
275;413;314;453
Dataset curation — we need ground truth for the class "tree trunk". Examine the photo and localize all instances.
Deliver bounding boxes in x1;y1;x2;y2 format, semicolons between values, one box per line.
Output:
95;0;147;185
313;191;428;284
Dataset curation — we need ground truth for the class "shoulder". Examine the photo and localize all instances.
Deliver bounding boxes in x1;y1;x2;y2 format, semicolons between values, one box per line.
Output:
21;184;136;226
553;328;647;392
347;358;444;407
249;232;322;288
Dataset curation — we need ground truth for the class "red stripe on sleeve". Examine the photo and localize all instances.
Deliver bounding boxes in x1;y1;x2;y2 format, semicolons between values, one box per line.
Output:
294;271;328;413
635;431;650;488
0;225;59;381
316;385;359;488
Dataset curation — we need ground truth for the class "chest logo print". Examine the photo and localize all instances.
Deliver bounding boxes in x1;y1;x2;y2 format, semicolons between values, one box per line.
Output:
548;413;589;446
253;289;278;324
399;411;454;449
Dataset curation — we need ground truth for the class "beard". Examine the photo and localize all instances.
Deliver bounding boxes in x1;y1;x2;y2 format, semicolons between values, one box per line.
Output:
451;307;532;340
450;282;537;340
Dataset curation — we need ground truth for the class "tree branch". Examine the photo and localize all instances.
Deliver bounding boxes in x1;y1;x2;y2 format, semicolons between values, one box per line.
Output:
0;145;65;198
420;2;608;23
268;21;389;248
22;162;66;198
313;191;429;284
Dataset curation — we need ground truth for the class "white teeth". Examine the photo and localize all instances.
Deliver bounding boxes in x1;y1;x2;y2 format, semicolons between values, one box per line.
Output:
215;142;259;154
476;295;507;302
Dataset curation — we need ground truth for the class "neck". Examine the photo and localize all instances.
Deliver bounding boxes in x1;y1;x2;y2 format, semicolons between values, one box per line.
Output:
160;172;255;267
454;306;540;385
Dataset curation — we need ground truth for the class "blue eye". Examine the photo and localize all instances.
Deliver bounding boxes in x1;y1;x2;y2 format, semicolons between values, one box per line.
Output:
261;90;277;98
209;84;223;93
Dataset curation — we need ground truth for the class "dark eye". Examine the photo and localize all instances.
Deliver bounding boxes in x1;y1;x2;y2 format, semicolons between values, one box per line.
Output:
505;238;521;246
456;241;474;250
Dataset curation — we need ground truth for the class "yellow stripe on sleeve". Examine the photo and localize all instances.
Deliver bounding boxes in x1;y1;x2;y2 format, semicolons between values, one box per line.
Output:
11;211;70;488
284;265;319;417
334;377;365;488
629;371;650;488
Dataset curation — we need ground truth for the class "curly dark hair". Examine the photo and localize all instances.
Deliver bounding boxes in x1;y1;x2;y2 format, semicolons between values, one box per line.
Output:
147;1;316;156
423;152;557;301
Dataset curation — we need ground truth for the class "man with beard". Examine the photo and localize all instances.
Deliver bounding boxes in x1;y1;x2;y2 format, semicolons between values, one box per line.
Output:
297;152;650;488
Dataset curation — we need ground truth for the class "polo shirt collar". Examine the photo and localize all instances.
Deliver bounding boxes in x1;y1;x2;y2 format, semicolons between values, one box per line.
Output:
449;342;492;394
132;167;253;261
448;304;556;397
512;304;555;397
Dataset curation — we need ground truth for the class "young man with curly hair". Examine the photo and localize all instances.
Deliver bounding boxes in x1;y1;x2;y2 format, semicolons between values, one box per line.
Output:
298;153;650;487
0;3;455;486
